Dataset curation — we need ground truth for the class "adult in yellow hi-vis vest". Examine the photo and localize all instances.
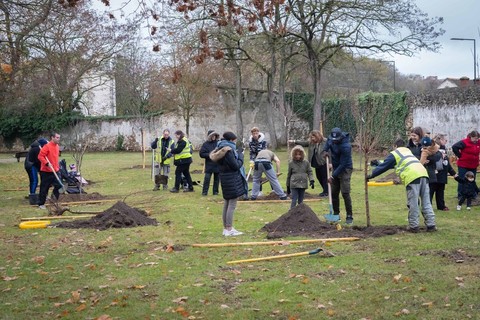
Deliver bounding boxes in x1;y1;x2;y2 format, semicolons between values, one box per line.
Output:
151;129;174;190
367;139;436;233
169;130;194;193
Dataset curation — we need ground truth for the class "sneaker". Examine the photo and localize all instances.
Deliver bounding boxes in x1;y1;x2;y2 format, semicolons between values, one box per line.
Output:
345;215;353;225
184;188;194;192
224;228;243;236
466;207;471;210
442;207;450;211
407;226;419;233
38;205;46;210
222;229;228;236
280;196;288;200
258;191;263;197
152;185;160;191
456;205;461;211
250;197;257;201
163;185;168;190
426;225;437;232
169;188;179;193
213;192;219;195
319;192;328;197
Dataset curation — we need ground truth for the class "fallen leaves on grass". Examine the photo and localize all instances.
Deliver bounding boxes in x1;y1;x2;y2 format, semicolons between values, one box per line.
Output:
2;276;18;281
31;256;45;264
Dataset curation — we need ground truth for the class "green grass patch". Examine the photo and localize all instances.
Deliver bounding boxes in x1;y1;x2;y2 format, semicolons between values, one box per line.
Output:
0;151;479;319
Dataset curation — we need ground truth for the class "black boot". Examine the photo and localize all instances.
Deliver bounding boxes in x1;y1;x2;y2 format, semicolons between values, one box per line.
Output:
29;194;39;205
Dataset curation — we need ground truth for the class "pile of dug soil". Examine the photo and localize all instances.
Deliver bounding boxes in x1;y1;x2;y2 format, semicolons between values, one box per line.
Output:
261;203;406;239
52;201;158;230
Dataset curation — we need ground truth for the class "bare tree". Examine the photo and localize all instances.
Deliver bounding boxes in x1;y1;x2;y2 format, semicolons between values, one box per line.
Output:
352;92;405;227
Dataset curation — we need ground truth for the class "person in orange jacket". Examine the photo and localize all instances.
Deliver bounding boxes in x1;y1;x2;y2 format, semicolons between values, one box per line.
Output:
37;132;62;209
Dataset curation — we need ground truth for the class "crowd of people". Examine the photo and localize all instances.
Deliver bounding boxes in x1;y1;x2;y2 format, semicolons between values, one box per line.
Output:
25;126;479;236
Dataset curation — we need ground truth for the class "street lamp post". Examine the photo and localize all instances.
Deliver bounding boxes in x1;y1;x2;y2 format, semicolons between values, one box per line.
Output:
451;37;477;83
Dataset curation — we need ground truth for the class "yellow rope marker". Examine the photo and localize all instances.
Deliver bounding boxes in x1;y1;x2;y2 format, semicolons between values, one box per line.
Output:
21;215;93;221
227;248;323;264
367;181;394;186
192;237;360;248
19;221;51;229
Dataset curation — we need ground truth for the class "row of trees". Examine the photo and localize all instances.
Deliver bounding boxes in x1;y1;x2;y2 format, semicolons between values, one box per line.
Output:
1;0;445;147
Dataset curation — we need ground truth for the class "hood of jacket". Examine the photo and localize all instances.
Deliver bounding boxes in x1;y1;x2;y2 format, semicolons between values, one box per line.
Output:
249;132;265;143
290;145;306;161
209;145;232;162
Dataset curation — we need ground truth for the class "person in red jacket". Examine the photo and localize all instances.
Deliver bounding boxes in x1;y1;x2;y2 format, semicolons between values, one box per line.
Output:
452;130;480;198
37;132;62;209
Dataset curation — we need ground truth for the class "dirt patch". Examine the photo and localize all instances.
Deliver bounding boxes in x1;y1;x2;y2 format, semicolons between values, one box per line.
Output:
261;203;407;239
373;172;401;184
420;249;477;263
52;201;158;230
58;192;109;202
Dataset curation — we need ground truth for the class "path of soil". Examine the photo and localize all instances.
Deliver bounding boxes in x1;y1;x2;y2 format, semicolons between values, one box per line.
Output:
52;201;158;230
261;203;407;239
58;192;110;202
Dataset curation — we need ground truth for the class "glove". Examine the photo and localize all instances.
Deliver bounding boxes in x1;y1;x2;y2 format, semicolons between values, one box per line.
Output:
321;151;329;159
309;180;315;189
154;137;159;142
287;186;291;195
249;161;254;169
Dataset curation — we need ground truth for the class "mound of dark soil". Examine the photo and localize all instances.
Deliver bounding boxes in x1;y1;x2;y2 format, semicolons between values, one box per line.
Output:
52;201;158;230
261;203;407;239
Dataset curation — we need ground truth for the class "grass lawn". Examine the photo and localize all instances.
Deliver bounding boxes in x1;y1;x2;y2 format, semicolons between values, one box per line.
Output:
0;150;479;320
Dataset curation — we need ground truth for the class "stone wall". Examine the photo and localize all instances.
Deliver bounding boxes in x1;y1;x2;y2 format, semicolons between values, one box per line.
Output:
3;86;479;152
407;87;480;146
1;88;310;152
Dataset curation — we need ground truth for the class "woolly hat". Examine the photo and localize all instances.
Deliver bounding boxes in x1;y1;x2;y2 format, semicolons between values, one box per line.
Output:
421;136;432;147
330;127;343;141
38;138;48;147
207;129;215;136
223;131;237;141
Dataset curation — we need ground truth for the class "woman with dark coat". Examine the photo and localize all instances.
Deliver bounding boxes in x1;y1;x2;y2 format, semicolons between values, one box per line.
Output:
209;132;245;236
199;130;220;195
407;126;425;159
25;138;49;204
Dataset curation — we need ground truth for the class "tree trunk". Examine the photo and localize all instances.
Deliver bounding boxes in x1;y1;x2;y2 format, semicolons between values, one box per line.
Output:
364;155;371;227
234;62;244;142
312;67;323;132
265;46;278;150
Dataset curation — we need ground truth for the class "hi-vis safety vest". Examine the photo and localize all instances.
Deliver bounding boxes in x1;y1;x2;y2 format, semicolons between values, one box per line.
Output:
155;138;174;165
391;147;428;186
174;137;192;161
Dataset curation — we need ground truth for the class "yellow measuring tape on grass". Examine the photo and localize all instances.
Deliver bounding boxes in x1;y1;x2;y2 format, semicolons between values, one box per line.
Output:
367;181;394;187
19;220;51;229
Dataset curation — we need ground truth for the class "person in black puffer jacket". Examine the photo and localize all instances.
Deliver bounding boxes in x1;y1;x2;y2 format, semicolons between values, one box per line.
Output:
199;130;220;196
24;138;48;204
430;135;457;211
209;132;246;237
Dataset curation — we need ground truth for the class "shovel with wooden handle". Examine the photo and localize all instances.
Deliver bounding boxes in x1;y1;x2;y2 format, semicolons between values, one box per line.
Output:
44;156;65;194
227;248;323;264
323;156;339;223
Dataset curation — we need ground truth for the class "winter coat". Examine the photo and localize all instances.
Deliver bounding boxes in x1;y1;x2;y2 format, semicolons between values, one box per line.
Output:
287;146;314;189
249;132;267;161
38;141;60;172
293;140;326;167
323;132;353;178
454;176;480;198
452;137;480;169
423;149;442;183
151;136;174;165
407;139;423;159
199;132;220;173
171;138;193;166
210;142;245;200
24;140;42;171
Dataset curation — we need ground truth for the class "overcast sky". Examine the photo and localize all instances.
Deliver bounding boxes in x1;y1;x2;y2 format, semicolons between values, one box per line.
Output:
391;0;480;79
